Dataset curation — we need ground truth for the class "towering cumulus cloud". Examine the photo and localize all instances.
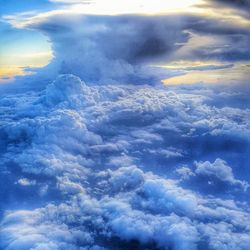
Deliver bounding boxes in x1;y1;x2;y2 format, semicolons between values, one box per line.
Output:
26;14;190;84
17;12;250;85
0;6;250;250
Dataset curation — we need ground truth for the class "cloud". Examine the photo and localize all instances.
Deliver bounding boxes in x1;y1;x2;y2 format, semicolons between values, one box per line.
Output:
209;0;250;12
4;9;250;84
173;63;234;71
49;0;92;3
31;14;189;84
1;165;250;250
17;178;36;186
1;72;250;249
0;4;250;249
176;166;195;180
195;158;249;191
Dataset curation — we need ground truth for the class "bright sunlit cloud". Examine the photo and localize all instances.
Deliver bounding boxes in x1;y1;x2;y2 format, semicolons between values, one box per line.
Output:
58;0;202;15
52;0;201;15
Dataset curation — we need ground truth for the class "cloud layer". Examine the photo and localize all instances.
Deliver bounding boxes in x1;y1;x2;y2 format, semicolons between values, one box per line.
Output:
1;3;250;249
5;11;248;85
0;72;250;249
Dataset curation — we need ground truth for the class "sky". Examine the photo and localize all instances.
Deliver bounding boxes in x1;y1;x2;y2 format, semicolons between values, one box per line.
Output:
0;0;250;84
0;1;250;250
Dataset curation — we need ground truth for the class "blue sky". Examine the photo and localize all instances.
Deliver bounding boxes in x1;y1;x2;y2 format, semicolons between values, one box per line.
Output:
0;0;58;80
0;0;57;14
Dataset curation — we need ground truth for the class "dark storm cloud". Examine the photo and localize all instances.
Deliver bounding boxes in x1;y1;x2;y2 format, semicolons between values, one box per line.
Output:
27;14;190;83
179;14;250;62
211;0;250;9
191;34;250;62
21;12;249;84
204;0;250;18
185;16;250;35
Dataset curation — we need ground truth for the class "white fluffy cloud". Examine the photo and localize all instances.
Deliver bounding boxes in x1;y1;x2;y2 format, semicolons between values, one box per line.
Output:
1;165;250;250
195;159;249;191
0;73;250;249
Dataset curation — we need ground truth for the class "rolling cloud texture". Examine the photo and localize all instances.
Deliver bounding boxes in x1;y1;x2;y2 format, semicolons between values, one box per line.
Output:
0;8;250;250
